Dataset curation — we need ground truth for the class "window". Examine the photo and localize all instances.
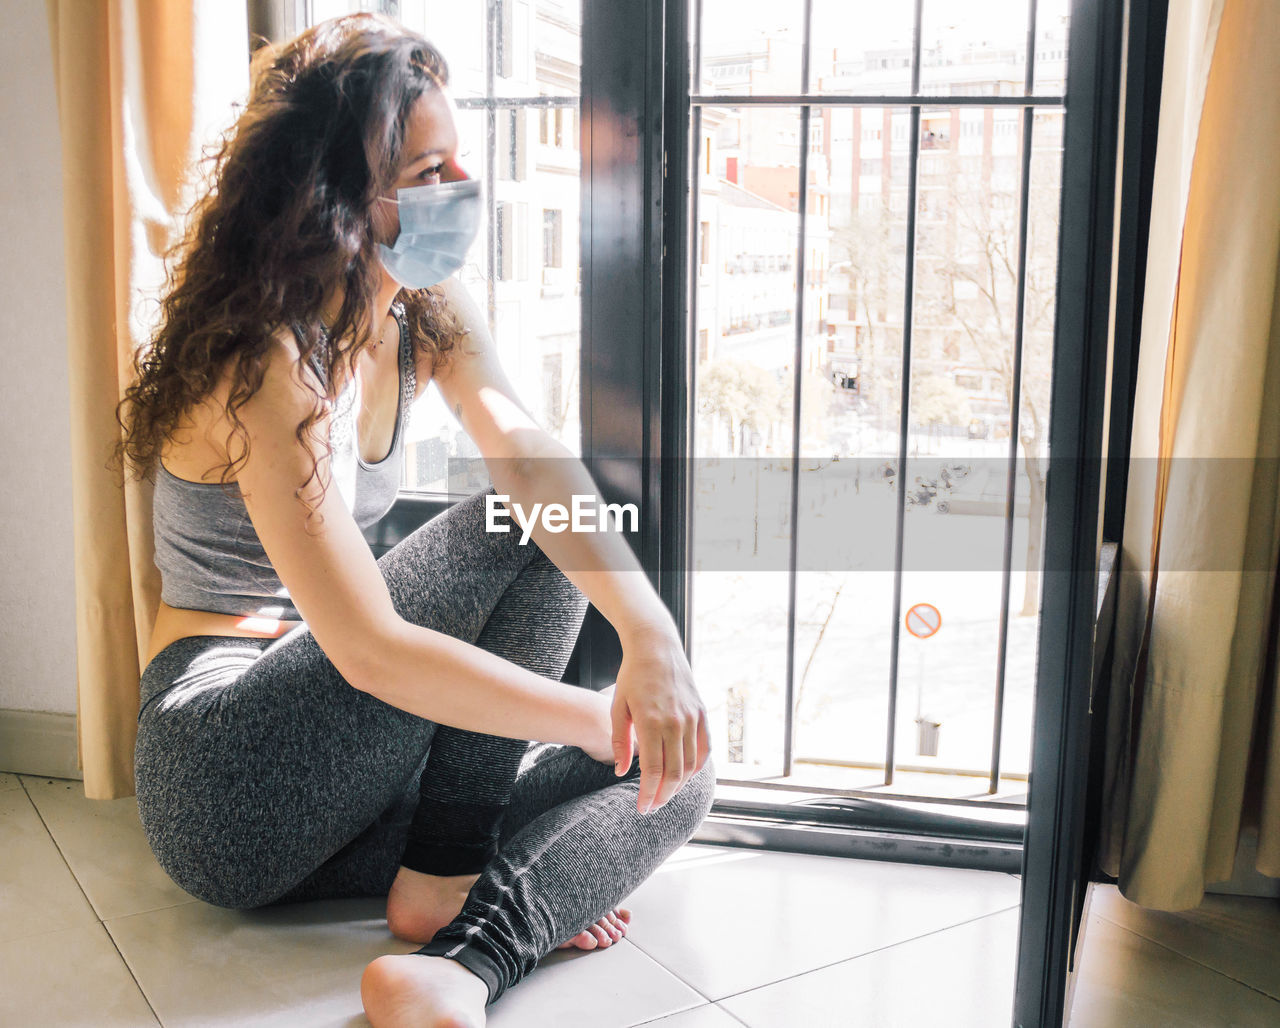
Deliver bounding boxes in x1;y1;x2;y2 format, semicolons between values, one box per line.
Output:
542;208;562;268
691;0;1066;800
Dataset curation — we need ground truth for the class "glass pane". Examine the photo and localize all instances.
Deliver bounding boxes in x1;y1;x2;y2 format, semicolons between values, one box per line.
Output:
696;0;807;95
377;0;583;488
489;0;580;98
1001;106;1063;776
397;0;487;98
808;0;916;96
921;0;1032;97
785;103;908;773
888;104;1023;776
689;106;802;780
773;98;1063;790
1033;0;1071;96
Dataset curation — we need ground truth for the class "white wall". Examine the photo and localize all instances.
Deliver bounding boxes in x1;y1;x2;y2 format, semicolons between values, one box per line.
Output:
0;4;78;715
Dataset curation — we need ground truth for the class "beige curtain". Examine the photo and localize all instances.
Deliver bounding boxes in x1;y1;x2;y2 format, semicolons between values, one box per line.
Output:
1101;0;1280;909
47;1;246;799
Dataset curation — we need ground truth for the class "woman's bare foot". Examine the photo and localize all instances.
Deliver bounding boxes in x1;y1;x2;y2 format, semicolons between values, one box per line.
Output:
387;866;634;952
362;953;487;1028
386;867;482;944
555;907;633;950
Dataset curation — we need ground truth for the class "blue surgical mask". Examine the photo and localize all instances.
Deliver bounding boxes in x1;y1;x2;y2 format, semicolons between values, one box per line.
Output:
377;178;482;289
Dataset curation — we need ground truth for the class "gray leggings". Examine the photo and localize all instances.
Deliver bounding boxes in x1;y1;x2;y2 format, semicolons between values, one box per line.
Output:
134;486;716;1004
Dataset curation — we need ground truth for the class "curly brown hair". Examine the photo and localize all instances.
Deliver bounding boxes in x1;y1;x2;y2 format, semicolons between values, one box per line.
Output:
116;13;464;505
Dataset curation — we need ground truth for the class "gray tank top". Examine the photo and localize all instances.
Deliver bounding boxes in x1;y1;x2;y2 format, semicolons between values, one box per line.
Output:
152;301;416;620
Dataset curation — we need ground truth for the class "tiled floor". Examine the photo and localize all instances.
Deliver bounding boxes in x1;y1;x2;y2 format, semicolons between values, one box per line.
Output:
1068;885;1280;1027
3;770;1278;1026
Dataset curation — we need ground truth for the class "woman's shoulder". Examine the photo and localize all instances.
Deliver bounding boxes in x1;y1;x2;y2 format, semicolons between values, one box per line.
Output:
162;326;329;479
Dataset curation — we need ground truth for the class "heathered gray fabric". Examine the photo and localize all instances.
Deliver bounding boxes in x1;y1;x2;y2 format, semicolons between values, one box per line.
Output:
135;486;716;1006
151;301;415;619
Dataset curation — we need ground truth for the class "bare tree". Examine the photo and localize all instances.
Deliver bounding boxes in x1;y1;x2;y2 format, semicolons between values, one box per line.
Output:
923;149;1060;616
696;358;785;455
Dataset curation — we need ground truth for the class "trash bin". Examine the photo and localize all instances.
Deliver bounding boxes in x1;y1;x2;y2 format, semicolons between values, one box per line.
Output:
915;717;941;757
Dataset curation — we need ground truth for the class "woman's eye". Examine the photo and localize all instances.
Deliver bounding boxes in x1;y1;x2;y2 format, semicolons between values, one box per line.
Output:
419;164;444;181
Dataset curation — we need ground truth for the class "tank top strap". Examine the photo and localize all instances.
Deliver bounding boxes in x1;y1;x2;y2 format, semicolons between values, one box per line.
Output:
392;299;417;424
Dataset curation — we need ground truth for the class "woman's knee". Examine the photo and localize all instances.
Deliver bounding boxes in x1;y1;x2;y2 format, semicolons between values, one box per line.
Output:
687;756;717;820
660;755;717;838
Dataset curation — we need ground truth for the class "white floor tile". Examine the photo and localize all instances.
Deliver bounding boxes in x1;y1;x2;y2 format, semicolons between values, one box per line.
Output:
486;944;705;1028
719;907;1019;1028
632;1003;746;1027
1068;914;1280;1027
106;894;704;1027
21;775;194;921
0;787;97;943
623;843;1020;1000
1088;884;1280;1001
0;772;21;791
0;922;159;1027
106;896;417;1027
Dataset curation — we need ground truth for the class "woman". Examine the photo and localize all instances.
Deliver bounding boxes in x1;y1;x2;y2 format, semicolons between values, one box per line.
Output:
119;13;714;1027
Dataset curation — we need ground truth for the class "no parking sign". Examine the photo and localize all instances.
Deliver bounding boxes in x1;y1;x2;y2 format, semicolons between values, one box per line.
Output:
905;602;941;639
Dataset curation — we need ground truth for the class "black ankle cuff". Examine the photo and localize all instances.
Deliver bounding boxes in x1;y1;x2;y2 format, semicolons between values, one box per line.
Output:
400;797;506;875
415;936;504;1005
399;836;499;876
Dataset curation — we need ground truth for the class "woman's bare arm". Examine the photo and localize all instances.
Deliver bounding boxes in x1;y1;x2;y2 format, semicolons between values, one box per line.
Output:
432;277;712;813
228;330;614;757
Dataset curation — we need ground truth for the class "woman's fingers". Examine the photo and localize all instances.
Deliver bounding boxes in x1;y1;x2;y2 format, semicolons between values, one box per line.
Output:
656;725;687;810
610;694;634;775
635;726;665;813
624;693;709;813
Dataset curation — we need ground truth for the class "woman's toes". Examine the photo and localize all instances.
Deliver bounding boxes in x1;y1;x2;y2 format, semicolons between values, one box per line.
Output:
554;908;634;950
556;928;597;950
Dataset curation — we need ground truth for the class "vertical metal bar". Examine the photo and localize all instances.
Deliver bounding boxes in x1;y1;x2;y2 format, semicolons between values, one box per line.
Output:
781;0;814;779
485;0;498;338
990;0;1041;794
683;0;703;663
884;0;925;787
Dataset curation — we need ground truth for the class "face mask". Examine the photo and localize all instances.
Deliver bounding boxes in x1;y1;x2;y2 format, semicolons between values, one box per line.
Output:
377;178;482;289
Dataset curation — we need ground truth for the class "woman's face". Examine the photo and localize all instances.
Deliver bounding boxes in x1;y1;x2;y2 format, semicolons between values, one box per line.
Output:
371;85;468;250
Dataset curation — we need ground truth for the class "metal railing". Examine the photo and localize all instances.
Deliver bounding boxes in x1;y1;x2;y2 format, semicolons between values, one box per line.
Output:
686;0;1062;796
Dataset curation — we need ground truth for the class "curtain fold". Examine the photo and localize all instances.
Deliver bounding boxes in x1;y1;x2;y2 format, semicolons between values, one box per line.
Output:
47;0;246;799
1101;0;1280;909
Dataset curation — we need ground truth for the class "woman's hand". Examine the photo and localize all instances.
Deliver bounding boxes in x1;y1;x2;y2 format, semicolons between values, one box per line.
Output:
608;623;712;815
577;684;623;765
